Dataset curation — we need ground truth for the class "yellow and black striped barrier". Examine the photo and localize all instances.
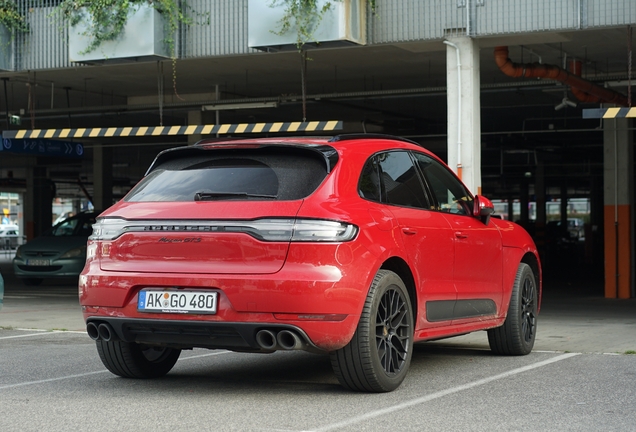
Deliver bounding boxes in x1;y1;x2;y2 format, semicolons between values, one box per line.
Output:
1;120;343;139
583;108;636;119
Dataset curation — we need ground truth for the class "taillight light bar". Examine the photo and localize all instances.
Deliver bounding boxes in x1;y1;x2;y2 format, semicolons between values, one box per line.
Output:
90;217;358;242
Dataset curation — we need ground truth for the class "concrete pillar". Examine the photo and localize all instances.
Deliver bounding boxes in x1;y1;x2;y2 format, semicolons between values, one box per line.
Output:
560;179;568;227
445;36;481;195
93;145;113;211
24;166;53;240
534;161;546;259
603;118;634;299
507;195;514;222
520;179;529;226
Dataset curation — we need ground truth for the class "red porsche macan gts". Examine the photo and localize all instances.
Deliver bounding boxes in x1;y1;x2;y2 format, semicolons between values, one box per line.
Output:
80;134;541;392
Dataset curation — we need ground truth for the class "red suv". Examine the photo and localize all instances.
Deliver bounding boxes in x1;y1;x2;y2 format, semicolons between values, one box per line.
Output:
80;134;541;392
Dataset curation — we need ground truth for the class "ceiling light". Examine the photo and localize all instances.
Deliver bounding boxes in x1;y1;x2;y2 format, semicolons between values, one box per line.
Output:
201;101;278;111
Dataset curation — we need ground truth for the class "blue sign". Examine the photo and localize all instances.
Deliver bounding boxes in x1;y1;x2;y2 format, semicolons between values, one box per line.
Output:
1;138;84;159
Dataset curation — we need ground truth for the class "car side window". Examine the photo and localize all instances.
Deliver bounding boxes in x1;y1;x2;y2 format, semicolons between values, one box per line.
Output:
359;158;381;201
413;152;473;215
372;151;430;209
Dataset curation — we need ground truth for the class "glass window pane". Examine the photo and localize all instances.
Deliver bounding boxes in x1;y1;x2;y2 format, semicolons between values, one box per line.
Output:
413;153;473;215
125;150;328;202
377;151;430;209
359;158;381;202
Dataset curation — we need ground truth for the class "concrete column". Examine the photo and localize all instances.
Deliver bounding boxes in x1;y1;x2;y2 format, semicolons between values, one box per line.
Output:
93;144;113;211
603;118;634;299
534;161;546;259
519;179;529;226
24;166;53;240
445;36;481;195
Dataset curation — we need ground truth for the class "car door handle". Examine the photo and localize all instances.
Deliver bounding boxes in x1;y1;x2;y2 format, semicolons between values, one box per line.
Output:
455;231;468;239
402;227;417;235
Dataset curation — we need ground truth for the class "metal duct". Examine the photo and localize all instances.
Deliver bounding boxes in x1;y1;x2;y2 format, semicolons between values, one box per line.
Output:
569;60;602;104
494;46;628;106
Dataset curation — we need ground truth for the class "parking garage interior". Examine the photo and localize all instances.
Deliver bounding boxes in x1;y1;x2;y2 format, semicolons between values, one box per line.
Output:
0;0;634;298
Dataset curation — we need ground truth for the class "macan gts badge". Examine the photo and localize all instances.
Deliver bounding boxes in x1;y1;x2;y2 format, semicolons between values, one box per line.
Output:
80;134;541;392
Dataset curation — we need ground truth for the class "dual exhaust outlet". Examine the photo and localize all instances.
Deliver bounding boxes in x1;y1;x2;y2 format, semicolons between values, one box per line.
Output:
255;329;306;351
86;322;118;342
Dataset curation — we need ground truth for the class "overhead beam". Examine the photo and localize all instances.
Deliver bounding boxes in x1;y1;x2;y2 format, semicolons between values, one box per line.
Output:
583;108;636;119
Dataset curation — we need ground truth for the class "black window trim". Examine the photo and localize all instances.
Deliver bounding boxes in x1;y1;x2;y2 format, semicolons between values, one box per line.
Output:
357;149;435;211
410;150;474;217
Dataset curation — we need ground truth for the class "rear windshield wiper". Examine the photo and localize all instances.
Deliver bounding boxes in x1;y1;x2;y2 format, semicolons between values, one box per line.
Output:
194;192;277;201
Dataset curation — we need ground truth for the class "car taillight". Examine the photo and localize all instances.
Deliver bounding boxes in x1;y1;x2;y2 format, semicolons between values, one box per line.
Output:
289;219;358;242
90;217;129;241
90;217;358;242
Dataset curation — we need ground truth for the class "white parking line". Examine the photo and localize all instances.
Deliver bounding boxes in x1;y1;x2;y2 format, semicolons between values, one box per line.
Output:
0;371;110;390
311;353;580;432
0;350;230;390
0;331;85;340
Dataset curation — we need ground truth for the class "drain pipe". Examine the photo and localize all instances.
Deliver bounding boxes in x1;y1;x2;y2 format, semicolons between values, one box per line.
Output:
494;46;629;106
444;40;462;180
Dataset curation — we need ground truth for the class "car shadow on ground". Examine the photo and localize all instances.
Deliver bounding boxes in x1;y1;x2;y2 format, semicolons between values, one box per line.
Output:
90;343;499;395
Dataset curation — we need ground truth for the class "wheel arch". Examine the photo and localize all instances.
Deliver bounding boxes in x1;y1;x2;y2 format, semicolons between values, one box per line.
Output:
501;247;542;315
380;257;418;322
521;251;542;312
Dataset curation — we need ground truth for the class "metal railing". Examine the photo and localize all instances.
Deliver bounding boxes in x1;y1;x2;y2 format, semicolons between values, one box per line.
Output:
369;0;636;42
14;1;69;70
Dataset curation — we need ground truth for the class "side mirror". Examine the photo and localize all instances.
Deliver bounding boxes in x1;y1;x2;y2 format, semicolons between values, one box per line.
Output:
473;195;495;224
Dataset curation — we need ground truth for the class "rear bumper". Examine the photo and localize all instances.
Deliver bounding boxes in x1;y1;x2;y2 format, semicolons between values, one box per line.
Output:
86;316;325;353
80;241;384;351
84;313;360;352
80;260;367;351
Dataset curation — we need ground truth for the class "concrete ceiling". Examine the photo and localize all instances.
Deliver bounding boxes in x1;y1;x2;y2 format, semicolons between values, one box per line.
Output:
0;26;633;198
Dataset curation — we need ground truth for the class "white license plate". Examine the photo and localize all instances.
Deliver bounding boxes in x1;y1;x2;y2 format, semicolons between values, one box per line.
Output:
138;290;218;314
26;259;50;266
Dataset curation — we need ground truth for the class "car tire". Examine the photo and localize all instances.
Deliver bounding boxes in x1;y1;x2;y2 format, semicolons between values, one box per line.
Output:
488;263;538;355
96;340;181;378
330;270;413;392
22;278;43;286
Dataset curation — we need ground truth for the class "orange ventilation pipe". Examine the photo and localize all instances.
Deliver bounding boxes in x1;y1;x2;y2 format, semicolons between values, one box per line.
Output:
569;60;602;103
494;46;628;106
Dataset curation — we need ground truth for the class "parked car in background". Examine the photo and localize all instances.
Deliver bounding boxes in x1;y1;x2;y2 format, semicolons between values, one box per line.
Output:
80;135;541;392
566;217;585;239
13;211;98;286
0;224;21;250
547;218;585;241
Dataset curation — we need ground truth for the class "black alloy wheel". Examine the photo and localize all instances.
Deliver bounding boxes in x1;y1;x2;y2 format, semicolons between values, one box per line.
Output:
488;262;538;355
376;284;411;376
331;270;414;392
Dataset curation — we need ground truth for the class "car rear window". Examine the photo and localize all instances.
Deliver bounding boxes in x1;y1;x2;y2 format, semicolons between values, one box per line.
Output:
125;148;329;202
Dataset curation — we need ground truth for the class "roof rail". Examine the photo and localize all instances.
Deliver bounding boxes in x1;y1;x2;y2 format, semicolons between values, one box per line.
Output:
329;133;419;146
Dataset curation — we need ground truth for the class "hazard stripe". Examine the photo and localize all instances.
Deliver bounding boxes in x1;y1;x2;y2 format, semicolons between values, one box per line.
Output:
1;121;344;139
583;108;636;119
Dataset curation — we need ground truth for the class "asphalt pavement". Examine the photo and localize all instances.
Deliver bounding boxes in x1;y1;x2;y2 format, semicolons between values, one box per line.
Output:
2;251;636;432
